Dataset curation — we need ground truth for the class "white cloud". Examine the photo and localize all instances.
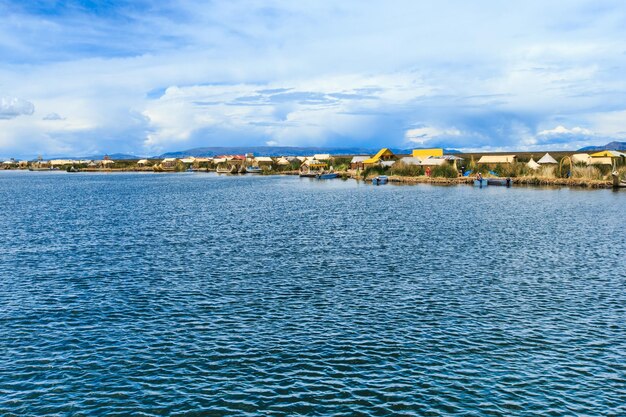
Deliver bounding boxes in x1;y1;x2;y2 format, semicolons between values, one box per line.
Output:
1;1;626;157
405;126;462;145
43;112;65;120
538;125;594;136
0;97;34;119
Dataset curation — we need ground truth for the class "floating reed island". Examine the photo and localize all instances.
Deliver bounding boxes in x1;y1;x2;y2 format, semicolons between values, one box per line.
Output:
5;148;626;189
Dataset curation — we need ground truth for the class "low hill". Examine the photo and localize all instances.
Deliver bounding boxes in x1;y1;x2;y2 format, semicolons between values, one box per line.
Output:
578;141;626;152
81;153;144;160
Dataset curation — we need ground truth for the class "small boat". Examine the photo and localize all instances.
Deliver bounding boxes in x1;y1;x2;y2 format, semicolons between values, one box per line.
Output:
372;175;388;185
487;178;512;187
474;179;488;187
246;166;262;174
316;172;338;179
612;171;626;188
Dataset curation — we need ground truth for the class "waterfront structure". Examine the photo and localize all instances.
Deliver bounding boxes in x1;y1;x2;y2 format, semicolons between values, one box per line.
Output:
412;148;443;159
477;155;517;164
419;155;462;169
2;159;17;169
589;150;626;165
137;159;150;166
254;157;274;167
276;157;290;166
538;153;558;165
398;156;421;166
227;155;246;166
161;158;178;169
363;148;396;167
572;154;591;165
300;159;327;176
180;157;196;164
49;159;76;166
350;155;370;170
419;157;448;167
99;159;115;168
313;154;331;161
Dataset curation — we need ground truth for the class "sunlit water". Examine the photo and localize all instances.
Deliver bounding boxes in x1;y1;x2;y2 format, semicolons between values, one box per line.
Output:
1;171;625;416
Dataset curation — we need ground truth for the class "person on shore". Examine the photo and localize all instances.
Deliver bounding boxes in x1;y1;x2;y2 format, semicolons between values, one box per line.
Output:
425;167;431;177
477;172;483;182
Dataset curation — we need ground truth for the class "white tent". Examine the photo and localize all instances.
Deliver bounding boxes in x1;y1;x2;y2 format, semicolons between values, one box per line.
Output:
537;153;558;164
527;158;540;170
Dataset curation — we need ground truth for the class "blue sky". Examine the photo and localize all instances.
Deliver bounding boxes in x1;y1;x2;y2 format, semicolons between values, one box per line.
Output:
1;0;626;157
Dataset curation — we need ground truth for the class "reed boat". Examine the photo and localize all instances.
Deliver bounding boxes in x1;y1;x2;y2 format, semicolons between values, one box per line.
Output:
216;165;237;174
612;171;626;188
487;178;511;187
29;167;57;171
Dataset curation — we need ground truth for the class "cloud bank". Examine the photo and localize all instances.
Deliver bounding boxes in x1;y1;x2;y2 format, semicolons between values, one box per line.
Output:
1;0;625;157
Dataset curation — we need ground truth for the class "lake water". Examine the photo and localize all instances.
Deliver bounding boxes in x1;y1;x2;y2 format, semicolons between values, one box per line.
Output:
1;171;625;416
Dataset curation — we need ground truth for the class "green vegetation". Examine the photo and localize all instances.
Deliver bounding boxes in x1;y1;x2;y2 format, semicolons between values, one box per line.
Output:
431;164;458;178
492;162;532;178
362;165;388;179
390;162;423;177
330;156;351;171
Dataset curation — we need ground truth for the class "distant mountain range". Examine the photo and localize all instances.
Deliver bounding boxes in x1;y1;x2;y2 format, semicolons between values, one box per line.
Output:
43;153;144;160
40;146;463;160
577;141;626;152
155;146;462;158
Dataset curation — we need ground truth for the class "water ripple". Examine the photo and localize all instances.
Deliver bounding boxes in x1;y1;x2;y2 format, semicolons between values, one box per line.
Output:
0;172;625;415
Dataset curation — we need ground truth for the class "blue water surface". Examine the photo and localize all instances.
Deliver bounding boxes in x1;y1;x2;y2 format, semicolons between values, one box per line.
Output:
0;171;625;416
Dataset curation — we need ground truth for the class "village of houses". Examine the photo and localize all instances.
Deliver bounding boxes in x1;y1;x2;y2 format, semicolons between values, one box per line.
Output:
2;147;625;188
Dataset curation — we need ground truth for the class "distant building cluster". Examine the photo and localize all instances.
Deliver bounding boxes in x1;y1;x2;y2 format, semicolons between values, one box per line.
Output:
3;149;625;178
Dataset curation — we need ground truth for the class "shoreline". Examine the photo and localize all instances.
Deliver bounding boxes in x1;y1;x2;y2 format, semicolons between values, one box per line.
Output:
376;175;613;188
6;168;618;189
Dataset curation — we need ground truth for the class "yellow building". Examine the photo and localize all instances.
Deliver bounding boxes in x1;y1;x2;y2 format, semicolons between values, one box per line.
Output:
363;148;396;167
412;148;443;159
589;150;626;165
